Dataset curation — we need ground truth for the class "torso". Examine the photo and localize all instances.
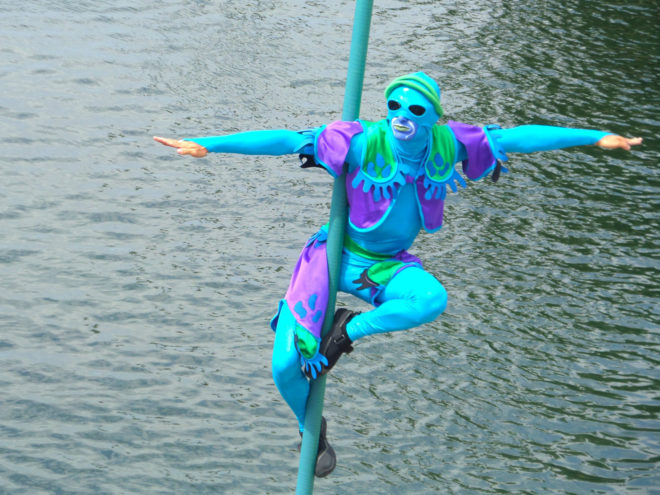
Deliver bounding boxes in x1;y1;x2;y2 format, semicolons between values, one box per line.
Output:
346;138;426;255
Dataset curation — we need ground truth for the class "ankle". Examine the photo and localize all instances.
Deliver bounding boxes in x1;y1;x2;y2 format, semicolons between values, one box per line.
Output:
345;314;361;342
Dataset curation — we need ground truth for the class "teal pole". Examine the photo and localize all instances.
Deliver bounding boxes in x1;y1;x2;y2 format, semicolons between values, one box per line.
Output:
295;0;373;493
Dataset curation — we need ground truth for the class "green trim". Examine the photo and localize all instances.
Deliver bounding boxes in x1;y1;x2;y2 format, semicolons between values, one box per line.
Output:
343;234;391;261
367;260;405;286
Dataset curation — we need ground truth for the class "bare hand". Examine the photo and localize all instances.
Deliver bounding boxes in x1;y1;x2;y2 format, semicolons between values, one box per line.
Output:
596;135;643;151
153;136;208;157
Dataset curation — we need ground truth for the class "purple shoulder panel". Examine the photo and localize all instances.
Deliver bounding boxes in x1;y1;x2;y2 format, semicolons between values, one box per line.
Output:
447;120;497;181
315;121;364;177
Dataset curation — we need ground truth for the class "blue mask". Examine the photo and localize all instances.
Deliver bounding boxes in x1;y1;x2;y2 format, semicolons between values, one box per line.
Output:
386;86;440;143
384;73;443;155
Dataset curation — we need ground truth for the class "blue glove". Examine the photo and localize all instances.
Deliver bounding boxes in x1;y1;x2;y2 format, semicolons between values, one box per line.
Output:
294;326;328;379
299;348;329;380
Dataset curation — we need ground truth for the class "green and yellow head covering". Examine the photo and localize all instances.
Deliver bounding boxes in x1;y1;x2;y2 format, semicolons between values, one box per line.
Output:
384;72;443;118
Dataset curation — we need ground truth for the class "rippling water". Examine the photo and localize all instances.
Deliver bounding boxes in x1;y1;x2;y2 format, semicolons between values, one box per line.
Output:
1;1;658;493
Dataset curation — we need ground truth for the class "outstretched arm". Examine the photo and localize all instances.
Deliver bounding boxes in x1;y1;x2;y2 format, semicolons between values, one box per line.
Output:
154;129;313;158
449;121;642;183
488;125;642;155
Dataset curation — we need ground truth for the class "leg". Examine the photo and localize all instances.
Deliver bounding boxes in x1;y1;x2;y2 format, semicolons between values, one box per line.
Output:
271;305;337;477
346;266;448;342
317;261;447;374
271;302;310;431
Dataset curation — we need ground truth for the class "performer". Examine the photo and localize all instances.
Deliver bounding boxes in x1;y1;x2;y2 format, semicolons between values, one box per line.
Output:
154;72;641;477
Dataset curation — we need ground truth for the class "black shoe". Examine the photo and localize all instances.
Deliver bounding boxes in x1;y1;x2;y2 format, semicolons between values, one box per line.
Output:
298;416;336;478
318;308;357;376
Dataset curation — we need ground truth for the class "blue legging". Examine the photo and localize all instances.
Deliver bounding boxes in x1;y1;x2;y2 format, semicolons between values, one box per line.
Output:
272;251;448;430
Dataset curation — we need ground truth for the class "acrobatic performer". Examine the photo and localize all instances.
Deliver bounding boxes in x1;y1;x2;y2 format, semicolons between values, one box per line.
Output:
155;72;641;477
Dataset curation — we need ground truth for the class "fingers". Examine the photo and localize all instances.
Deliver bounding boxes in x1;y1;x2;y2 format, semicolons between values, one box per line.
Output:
153;136;194;150
177;147;207;158
153;136;208;157
596;135;643;151
617;137;643;151
153;136;182;148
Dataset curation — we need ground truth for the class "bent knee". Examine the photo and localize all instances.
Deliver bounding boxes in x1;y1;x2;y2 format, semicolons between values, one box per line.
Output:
416;283;448;323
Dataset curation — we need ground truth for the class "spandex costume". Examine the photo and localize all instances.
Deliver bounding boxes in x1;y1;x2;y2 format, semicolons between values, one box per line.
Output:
183;73;613;477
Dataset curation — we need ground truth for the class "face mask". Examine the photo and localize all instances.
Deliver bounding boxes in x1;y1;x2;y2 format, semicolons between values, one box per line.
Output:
386;86;440;142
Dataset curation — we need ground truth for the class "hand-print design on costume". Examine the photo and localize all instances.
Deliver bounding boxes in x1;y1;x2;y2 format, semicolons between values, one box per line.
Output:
348;120;408;203
293;294;323;325
351;160;407;203
425;153;453;182
422;154;467;200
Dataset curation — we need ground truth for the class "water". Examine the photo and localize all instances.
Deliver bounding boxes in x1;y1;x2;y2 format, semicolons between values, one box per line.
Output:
1;1;658;493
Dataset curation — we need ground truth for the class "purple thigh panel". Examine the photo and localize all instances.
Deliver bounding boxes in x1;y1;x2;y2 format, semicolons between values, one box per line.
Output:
279;229;330;340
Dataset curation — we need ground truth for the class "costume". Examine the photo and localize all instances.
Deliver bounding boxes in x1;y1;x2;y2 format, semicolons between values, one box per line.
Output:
187;73;610;435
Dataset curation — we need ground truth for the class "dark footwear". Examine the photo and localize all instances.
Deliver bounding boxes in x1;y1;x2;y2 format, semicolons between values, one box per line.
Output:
298;417;337;477
318;308;357;376
315;416;336;477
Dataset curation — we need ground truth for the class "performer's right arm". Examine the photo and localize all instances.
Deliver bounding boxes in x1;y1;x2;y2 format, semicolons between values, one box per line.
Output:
154;129;311;158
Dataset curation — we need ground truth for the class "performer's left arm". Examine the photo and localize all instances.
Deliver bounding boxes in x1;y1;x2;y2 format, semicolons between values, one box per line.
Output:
487;125;642;155
449;122;642;183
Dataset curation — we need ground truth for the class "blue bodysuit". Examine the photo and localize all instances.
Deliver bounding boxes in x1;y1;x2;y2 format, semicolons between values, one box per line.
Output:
190;121;608;432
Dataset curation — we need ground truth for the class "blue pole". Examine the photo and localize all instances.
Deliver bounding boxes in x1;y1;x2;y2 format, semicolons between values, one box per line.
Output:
295;0;373;493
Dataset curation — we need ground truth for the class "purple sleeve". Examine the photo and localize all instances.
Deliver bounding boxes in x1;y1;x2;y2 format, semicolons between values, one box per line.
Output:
448;120;505;181
314;121;364;177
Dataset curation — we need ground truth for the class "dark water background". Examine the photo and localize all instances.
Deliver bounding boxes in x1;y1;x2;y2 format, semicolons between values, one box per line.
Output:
1;1;658;493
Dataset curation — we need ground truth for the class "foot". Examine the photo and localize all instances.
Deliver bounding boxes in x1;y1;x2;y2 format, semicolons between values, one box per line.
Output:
298;416;336;477
318;308;358;376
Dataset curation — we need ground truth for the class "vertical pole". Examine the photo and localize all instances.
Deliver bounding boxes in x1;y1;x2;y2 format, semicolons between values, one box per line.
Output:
295;0;374;493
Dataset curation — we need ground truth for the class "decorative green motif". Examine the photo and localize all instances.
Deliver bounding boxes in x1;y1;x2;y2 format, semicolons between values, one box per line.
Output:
425;126;456;182
366;153;392;180
294;324;318;359
426;153;452;181
353;259;417;291
361;121;397;183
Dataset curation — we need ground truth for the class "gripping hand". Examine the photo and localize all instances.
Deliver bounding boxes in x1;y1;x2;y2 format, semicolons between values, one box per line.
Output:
300;349;329;380
294;326;328;379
